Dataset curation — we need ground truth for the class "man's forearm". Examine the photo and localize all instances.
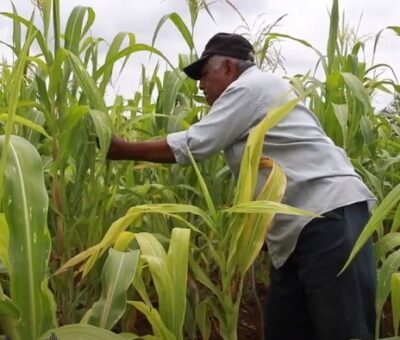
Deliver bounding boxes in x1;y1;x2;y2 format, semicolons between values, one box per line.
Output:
107;136;176;163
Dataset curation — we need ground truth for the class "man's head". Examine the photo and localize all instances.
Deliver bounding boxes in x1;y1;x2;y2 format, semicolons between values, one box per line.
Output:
183;33;255;105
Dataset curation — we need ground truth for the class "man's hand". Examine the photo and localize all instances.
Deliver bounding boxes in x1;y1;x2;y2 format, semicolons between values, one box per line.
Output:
106;135;128;160
106;135;176;163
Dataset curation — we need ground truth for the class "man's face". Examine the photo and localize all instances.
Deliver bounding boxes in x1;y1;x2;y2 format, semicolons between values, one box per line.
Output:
199;58;232;106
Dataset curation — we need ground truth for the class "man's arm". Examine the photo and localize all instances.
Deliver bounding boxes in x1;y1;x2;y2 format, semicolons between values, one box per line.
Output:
107;136;176;163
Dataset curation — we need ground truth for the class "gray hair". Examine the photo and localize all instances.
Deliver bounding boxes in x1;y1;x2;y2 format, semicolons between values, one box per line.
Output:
208;55;255;73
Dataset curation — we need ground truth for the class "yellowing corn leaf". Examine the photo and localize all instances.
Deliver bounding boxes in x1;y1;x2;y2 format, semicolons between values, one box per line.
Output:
134;228;190;340
87;249;140;329
0;213;10;271
226;160;285;276
129;302;175;340
114;231;136;251
234;96;301;205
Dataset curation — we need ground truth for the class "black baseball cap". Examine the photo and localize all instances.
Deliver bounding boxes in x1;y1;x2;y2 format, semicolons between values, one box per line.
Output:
183;33;255;80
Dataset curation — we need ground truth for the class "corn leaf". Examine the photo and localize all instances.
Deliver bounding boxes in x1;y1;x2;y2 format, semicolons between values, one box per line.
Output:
189;257;222;302
136;233;167;259
341;183;400;273
152;12;195;52
129;302;175;340
64;6;95;55
227;97;303;276
119;333;156;340
165;228;190;337
114;231;135;251
227;161;286;275
39;324;126;340
65;49;107;112
97;32;136;95
234;96;301;205
48;48;67;108
98;204;212;250
87;249;140;329
187;150;218;223
195;298;211;340
0;113;51;139
341;72;373;112
374;233;400;261
11;3;21;55
0;22;35;202
0;12;51;63
0;214;10;271
223;200;319;216
0;298;19;319
327;0;339;74
54;246;97;276
0;135;57;339
159;69;186;116
95;44;174;77
332;103;348;148
376;250;400;333
40;0;52;40
387;26;400;36
132;258;153;307
0;297;20;339
392;273;400;336
391;203;400;232
88;109;112;160
77;203;205;277
135;228;190;339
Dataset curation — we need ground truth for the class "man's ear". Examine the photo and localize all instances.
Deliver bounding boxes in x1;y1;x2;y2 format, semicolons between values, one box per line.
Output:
225;59;240;79
224;59;234;76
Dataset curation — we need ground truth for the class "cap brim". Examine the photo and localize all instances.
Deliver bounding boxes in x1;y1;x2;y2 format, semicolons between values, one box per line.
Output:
183;56;209;80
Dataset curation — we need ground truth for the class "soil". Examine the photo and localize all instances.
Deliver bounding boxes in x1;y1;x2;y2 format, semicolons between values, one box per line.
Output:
381;298;395;337
236;282;268;340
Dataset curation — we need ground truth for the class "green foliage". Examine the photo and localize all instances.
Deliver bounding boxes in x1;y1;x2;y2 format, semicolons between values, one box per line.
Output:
39;324;127;340
86;249;140;329
0;0;399;339
0;135;56;340
392;273;400;336
132;228;191;339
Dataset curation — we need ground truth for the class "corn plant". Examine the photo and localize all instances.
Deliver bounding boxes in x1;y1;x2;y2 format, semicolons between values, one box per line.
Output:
58;96;317;339
0;0;183;326
38;247;141;339
282;1;400;197
0;134;57;339
39;324;128;340
342;183;400;335
259;1;399;334
1;0;400;338
0;12;58;337
85;248;140;330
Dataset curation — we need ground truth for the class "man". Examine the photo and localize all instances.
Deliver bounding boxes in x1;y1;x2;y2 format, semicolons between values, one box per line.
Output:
107;33;377;340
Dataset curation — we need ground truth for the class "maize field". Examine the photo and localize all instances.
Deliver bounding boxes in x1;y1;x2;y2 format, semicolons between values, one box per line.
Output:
0;0;399;339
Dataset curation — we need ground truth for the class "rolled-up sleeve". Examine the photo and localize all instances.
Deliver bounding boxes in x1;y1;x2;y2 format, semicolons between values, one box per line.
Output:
166;84;260;165
166;130;191;164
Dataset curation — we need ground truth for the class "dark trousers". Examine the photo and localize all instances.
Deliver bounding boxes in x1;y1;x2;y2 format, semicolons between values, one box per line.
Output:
264;201;376;340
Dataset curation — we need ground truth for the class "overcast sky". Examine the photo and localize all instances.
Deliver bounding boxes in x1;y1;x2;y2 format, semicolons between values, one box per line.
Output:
0;0;399;108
